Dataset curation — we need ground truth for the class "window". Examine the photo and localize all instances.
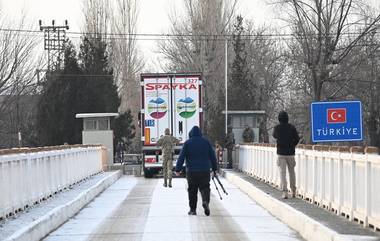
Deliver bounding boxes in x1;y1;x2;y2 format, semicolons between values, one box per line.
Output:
98;119;109;130
84;120;96;130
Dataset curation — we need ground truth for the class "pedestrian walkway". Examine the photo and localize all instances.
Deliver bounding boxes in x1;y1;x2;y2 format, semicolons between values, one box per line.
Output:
223;170;380;241
0;172;117;241
44;176;304;241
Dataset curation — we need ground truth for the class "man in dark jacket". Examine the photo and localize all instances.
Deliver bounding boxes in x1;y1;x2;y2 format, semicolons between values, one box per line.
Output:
273;111;300;199
175;126;218;216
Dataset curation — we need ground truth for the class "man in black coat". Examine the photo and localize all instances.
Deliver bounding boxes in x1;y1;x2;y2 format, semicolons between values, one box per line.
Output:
175;126;218;216
273;111;300;199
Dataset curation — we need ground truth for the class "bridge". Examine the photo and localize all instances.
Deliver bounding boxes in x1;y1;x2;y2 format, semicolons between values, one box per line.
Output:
1;144;380;241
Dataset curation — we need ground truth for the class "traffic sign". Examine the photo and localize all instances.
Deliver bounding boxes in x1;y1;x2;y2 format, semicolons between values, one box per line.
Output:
311;101;363;142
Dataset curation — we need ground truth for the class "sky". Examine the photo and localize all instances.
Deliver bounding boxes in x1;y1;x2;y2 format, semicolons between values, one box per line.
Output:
1;0;378;70
0;0;277;70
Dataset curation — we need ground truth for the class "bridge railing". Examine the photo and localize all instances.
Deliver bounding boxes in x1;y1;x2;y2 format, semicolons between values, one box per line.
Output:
0;145;103;219
237;143;380;230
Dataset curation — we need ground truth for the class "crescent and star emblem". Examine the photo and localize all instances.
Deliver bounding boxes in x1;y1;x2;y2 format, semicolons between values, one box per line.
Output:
330;111;341;121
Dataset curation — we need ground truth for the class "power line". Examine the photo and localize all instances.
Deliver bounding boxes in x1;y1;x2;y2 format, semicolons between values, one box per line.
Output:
0;27;378;41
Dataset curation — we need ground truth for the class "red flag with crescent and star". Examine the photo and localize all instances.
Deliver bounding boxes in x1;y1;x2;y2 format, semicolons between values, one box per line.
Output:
327;108;346;123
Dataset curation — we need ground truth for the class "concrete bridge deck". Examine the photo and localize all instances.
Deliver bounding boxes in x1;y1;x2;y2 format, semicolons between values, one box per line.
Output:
43;176;303;241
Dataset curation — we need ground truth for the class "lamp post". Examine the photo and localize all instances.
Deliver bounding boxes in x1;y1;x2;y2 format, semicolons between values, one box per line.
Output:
225;38;228;135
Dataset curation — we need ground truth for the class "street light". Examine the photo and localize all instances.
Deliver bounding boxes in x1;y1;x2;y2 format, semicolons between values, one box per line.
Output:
225;38;228;135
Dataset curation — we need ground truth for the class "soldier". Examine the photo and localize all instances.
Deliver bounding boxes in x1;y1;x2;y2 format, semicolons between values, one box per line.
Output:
242;125;255;143
157;128;179;187
225;126;235;168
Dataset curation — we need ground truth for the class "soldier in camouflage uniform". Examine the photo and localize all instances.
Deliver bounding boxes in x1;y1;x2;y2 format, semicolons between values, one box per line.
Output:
225;126;235;168
157;128;180;187
242;125;255;143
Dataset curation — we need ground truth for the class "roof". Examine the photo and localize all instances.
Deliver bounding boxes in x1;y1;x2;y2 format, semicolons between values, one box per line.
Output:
75;113;119;118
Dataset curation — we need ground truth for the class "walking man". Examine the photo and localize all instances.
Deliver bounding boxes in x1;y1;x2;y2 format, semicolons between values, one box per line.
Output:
273;111;300;199
157;128;179;188
175;126;218;216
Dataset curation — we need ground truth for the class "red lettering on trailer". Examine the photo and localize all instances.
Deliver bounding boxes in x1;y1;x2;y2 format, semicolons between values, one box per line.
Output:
145;83;197;90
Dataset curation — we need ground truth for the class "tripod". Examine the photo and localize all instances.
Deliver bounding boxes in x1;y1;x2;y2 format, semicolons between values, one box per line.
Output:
212;171;228;200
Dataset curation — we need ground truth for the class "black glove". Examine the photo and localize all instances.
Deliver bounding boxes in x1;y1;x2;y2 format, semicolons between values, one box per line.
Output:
212;170;217;178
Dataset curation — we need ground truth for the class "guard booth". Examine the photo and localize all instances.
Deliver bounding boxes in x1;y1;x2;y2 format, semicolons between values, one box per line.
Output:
221;110;265;169
75;113;119;166
222;110;265;144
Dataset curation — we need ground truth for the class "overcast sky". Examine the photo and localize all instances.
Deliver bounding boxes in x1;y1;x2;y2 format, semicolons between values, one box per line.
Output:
1;0;378;70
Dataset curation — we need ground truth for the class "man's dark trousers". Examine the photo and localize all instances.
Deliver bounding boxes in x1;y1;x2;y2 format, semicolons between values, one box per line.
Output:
187;171;210;211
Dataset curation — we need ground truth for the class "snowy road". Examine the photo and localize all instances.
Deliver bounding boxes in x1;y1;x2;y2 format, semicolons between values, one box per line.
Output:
44;176;303;241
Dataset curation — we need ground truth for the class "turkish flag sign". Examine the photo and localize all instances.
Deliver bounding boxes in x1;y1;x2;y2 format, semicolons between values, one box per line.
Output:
327;108;346;123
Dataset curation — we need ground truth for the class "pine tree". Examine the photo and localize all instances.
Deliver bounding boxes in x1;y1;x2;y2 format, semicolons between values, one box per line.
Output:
78;36;120;113
36;37;121;146
113;110;136;151
36;41;84;145
229;15;255;110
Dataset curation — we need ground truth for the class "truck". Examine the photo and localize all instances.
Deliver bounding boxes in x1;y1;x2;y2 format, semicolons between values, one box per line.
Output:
140;73;203;178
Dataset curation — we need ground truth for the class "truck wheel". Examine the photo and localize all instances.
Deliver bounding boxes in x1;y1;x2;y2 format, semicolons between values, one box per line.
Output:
144;169;153;178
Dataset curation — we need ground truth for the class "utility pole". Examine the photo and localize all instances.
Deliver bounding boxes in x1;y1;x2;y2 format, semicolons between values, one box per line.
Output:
39;20;69;72
225;38;228;135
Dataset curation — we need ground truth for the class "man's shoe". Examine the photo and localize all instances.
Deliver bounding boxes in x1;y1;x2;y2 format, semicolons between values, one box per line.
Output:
291;191;296;198
282;192;288;199
163;183;167;187
188;210;197;215
168;184;172;188
202;202;210;216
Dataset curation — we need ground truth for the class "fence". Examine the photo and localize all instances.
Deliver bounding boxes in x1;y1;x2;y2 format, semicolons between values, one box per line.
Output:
237;143;380;230
0;145;103;219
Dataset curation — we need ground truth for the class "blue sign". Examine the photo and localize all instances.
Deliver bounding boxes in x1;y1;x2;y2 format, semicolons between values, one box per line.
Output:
145;119;155;127
311;101;363;142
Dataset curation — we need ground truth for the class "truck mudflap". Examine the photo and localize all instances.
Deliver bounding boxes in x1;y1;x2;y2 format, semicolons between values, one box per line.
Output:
143;153;184;178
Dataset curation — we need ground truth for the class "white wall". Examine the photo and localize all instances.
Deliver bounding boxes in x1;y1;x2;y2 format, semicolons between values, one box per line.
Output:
83;130;114;165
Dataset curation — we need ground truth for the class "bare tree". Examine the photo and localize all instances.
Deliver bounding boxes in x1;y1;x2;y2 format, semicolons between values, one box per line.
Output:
110;0;144;151
158;0;238;142
82;0;111;39
0;13;40;147
269;0;380;143
246;25;289;142
276;0;380;101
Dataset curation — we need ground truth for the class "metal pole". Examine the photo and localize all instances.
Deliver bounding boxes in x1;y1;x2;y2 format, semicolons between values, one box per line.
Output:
225;38;228;135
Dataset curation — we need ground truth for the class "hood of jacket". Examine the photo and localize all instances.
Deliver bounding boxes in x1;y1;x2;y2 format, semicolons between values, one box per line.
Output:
278;111;289;124
189;126;202;138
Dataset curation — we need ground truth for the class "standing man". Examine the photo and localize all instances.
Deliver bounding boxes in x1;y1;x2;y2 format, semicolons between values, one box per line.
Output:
157;128;179;188
225;125;235;168
273;111;300;199
175;126;217;216
242;125;255;143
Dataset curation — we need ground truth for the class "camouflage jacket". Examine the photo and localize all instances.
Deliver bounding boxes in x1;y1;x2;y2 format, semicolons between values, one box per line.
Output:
243;127;255;142
157;135;180;158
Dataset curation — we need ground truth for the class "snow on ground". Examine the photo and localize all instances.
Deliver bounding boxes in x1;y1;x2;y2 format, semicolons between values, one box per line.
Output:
44;176;303;241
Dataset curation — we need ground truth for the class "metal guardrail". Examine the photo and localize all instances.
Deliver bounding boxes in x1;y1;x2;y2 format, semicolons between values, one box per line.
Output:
0;145;103;219
237;144;380;231
114;153;142;165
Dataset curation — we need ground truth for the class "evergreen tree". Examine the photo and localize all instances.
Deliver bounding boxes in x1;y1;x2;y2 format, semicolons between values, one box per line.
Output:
60;41;84;144
36;41;83;145
113;110;136;152
36;71;64;146
36;37;121;146
78;36;120;113
229;15;255;110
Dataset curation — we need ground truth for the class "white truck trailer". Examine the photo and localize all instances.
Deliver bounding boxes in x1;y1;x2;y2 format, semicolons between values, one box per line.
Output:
140;73;203;177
